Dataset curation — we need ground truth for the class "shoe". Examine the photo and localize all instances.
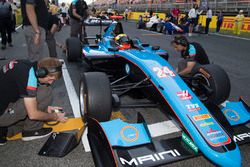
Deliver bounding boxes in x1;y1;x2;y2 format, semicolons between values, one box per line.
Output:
0;127;8;145
8;43;13;47
1;45;6;50
22;128;53;141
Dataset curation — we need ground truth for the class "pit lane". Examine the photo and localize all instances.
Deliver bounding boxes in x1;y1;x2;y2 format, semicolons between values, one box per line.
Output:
0;21;249;167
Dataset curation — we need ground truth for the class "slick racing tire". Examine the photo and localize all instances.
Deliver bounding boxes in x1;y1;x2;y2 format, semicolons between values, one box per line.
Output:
191;64;231;105
80;72;112;122
66;37;82;62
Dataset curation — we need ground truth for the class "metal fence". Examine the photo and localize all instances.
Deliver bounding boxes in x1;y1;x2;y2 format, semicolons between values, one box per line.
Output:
94;1;250;16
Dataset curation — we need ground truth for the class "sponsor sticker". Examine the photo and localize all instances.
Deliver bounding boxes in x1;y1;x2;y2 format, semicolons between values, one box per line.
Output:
193;114;211;121
177;90;192;100
153;66;176;78
200;122;214;127
120;126;139;142
186;103;201;112
223;109;240;121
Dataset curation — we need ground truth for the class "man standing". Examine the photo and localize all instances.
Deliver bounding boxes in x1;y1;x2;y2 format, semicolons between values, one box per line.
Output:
0;0;12;50
216;11;223;33
205;7;212;34
20;0;49;62
171;35;210;77
234;10;245;35
0;58;68;145
69;0;88;41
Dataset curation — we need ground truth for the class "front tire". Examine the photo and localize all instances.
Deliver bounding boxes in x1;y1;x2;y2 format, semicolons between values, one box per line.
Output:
191;64;231;105
66;37;82;62
80;72;112;122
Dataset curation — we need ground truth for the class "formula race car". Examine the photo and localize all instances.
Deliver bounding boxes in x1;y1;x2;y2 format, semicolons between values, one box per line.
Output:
66;21;250;167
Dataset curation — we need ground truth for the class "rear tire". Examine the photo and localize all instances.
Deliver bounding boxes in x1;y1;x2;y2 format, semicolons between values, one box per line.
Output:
192;64;231;105
80;72;112;122
66;37;82;62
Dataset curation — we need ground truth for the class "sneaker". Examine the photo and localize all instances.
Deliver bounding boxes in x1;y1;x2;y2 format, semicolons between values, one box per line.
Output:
22;128;53;141
8;43;13;47
0;127;8;145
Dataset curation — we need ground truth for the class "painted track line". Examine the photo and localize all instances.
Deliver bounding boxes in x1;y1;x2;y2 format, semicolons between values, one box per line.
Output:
61;59;91;151
212;33;250;41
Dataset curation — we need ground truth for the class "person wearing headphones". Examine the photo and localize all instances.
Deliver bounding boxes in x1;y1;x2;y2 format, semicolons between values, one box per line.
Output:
171;35;210;76
114;34;131;50
0;57;67;145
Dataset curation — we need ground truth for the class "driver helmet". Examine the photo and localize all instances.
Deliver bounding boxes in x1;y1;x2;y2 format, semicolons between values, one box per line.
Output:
114;34;131;50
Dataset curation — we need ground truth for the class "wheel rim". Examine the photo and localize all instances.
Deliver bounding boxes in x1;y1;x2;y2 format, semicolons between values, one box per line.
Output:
192;73;211;102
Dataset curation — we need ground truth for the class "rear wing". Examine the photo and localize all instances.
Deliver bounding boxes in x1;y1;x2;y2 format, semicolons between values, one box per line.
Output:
83;17;113;26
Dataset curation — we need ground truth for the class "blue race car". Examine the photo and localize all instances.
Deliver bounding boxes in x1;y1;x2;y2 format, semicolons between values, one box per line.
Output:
66;21;250;167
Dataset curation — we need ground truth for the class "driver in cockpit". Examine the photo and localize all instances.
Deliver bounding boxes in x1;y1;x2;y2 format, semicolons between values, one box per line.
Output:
114;34;131;50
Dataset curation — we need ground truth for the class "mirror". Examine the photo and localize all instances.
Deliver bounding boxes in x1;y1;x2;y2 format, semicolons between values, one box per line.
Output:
108;47;119;52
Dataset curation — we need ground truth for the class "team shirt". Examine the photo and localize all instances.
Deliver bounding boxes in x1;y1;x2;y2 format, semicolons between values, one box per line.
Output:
0;60;38;116
181;43;210;65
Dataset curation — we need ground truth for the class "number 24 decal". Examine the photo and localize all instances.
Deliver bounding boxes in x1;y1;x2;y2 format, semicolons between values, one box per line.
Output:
153;67;176;78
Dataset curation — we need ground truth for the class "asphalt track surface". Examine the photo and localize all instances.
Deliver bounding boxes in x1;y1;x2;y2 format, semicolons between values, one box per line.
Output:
0;21;250;167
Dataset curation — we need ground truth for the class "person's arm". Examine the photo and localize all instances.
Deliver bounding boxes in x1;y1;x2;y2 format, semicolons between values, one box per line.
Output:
72;7;82;20
26;4;41;45
178;61;196;76
24;97;67;122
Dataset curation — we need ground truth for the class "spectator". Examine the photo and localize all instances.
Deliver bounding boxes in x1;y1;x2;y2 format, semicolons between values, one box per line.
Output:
91;6;96;15
234;10;245;35
0;0;13;50
171;35;210;77
205;7;212;34
49;0;59;15
20;0;49;62
0;58;68;145
68;0;88;41
188;4;202;36
8;0;17;32
216;11;223;33
124;7;129;21
60;2;68;25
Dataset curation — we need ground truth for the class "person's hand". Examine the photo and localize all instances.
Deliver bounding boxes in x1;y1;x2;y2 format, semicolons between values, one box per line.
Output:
47;106;63;113
55;112;68;123
33;32;41;45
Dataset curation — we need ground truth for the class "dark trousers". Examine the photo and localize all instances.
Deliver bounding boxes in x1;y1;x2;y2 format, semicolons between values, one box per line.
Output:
12;14;16;32
216;21;222;32
46;32;57;57
205;18;212;34
0;18;12;46
0;85;52;137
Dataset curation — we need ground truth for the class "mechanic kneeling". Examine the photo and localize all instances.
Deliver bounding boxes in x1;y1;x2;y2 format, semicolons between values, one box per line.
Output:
0;58;68;145
171;35;210;76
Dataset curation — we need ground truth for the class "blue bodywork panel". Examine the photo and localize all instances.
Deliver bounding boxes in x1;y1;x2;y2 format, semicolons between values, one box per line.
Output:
83;22;242;167
100;119;151;147
221;101;250;126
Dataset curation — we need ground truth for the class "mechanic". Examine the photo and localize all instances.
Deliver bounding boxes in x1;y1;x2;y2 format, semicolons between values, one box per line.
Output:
0;58;68;145
21;0;49;62
114;34;131;50
46;13;63;58
171;35;210;76
68;0;88;41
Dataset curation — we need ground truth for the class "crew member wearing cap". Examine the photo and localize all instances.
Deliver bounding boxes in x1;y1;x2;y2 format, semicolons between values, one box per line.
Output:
0;57;68;145
234;10;245;35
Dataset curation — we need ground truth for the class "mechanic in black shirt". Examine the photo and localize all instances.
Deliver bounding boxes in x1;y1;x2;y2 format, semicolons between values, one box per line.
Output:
171;35;210;76
0;58;67;145
68;0;88;40
20;0;49;61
